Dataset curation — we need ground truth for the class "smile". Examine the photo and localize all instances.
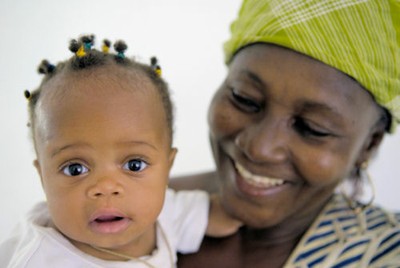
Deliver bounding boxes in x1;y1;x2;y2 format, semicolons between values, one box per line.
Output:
235;162;285;187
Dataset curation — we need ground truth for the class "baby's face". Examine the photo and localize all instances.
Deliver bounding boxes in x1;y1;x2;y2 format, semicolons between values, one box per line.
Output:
33;67;176;258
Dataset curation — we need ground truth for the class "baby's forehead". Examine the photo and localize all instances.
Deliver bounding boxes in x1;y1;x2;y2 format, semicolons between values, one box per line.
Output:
41;63;155;99
35;64;164;125
70;62;151;84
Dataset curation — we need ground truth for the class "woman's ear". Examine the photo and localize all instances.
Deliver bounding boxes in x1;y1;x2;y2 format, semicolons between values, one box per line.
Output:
356;125;386;167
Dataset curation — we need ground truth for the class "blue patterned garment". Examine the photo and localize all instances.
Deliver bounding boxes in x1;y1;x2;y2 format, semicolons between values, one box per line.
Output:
285;194;400;267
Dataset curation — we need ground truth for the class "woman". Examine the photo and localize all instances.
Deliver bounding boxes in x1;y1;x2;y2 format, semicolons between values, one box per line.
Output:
171;0;400;267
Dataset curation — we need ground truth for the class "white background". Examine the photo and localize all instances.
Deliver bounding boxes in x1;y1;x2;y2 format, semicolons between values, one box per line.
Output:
0;0;398;241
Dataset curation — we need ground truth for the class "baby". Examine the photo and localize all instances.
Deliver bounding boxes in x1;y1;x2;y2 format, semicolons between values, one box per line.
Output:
0;35;241;268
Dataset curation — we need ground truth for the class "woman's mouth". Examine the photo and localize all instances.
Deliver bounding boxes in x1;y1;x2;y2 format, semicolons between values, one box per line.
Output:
235;162;285;187
233;161;289;197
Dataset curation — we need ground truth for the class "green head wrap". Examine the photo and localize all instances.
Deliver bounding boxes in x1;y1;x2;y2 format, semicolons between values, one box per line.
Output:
224;0;400;132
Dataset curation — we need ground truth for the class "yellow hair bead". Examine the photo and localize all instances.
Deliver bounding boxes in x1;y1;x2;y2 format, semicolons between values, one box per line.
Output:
76;45;86;58
155;66;162;77
102;45;110;54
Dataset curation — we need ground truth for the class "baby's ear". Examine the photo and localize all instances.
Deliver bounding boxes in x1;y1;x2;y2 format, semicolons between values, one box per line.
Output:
168;148;178;170
33;159;40;172
33;159;43;184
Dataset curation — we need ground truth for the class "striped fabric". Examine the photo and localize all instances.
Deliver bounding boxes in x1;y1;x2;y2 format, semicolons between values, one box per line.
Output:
284;194;400;267
224;0;400;132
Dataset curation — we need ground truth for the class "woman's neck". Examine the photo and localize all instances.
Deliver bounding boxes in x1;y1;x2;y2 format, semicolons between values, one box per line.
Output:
239;195;331;247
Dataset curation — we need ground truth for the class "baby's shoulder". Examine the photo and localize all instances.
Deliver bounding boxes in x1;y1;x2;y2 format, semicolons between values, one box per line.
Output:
0;202;50;267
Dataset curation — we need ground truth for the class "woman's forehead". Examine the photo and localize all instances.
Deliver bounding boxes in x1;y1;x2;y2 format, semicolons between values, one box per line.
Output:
230;44;368;96
228;44;380;124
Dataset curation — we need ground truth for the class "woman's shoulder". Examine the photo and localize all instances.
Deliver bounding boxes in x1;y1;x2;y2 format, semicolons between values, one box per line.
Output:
286;194;400;267
365;203;400;230
311;194;400;245
326;194;400;234
169;171;219;193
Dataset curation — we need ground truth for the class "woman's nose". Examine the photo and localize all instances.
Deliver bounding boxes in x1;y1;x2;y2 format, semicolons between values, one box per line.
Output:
235;118;290;164
87;175;124;199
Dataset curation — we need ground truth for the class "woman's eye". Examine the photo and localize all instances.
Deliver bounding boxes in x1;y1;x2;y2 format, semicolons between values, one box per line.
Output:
293;118;330;138
123;159;148;172
62;163;89;176
231;88;261;113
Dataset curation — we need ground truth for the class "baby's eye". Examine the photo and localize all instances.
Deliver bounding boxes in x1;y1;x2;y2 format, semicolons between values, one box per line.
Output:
62;163;89;176
123;159;148;172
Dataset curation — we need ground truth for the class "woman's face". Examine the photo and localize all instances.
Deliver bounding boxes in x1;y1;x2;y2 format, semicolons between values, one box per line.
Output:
208;44;382;228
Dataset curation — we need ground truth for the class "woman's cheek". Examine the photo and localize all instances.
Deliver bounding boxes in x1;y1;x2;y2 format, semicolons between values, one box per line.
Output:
209;99;239;138
297;151;349;187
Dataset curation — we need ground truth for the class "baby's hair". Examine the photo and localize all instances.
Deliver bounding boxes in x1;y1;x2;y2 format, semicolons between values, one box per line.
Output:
114;40;128;61
150;56;162;77
25;34;173;144
37;60;56;75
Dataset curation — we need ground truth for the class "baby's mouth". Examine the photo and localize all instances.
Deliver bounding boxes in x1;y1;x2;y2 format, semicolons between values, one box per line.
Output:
94;216;124;223
235;162;285;188
89;210;131;234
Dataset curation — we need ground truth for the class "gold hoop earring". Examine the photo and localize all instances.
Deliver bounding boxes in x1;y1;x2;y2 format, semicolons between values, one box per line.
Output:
341;161;376;214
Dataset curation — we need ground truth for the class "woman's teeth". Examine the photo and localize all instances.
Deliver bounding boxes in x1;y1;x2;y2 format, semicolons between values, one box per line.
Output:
235;162;284;187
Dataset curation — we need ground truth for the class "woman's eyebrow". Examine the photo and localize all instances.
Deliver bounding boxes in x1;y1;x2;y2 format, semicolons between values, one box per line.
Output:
240;70;266;89
301;101;343;120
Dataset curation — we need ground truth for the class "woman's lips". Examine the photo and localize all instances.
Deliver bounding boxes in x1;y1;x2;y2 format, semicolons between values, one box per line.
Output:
235;162;284;187
234;161;288;196
89;209;131;234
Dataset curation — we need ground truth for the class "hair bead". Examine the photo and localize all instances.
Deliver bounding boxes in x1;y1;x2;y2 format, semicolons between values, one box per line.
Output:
69;39;79;52
26;34;174;146
24;89;31;100
69;39;86;57
114;40;128;59
150;57;162;77
102;39;111;54
76;45;86;58
80;35;95;50
154;66;162;77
